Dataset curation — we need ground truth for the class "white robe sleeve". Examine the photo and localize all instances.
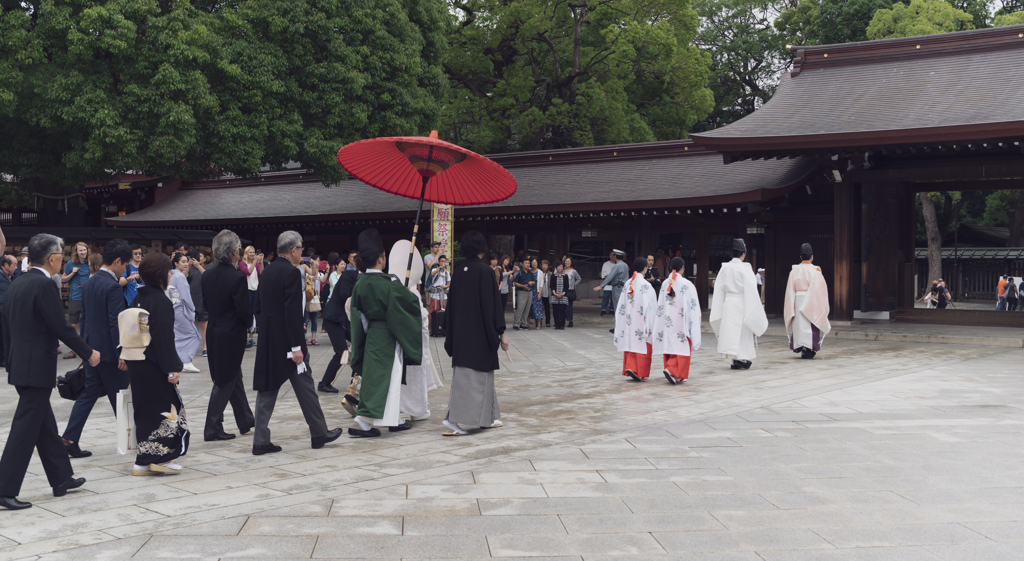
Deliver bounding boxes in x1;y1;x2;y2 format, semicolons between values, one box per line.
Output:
686;280;702;352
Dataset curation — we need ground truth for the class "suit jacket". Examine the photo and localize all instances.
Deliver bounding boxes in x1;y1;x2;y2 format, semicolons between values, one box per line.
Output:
253;258;306;391
322;268;357;330
79;269;125;363
202;261;252;385
0;272;11;314
3;268;92;387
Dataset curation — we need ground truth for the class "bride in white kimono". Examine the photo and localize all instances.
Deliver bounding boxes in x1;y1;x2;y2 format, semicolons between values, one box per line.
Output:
387;241;443;421
709;239;768;370
652;257;702;384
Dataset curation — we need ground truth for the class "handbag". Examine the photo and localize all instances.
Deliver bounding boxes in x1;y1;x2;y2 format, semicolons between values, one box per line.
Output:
305;276;315;301
567;288;577;302
116;388;136;455
307;294;322;312
57;363;86;400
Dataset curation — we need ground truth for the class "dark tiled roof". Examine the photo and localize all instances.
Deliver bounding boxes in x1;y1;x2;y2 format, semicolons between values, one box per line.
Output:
106;150;818;227
693;25;1024;152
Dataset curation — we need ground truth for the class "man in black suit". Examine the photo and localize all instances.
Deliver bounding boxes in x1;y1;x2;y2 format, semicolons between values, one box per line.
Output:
60;239;133;458
318;254;358;394
251;231;341;455
202;229;255;442
0;254;17;365
0;234;100;510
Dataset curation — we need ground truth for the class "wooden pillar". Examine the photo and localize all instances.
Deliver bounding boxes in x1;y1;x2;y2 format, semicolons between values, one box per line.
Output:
696;231;709;310
765;221;778;314
641;215;655;258
834;182;856;321
555;221;568;261
539;233;550;263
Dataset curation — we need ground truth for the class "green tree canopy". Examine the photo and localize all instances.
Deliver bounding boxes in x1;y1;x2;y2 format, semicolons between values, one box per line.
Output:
691;0;789;131
441;0;715;154
0;0;447;224
866;0;974;39
993;9;1024;23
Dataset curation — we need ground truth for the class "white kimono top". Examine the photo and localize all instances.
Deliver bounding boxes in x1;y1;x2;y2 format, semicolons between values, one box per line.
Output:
652;271;702;357
710;258;768;360
613;273;657;353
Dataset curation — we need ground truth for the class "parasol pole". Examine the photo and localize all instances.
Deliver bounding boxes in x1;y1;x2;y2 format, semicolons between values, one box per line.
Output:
405;174;429;288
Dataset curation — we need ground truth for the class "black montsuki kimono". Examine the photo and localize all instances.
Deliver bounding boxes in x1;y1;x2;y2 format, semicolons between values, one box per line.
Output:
127;286;188;466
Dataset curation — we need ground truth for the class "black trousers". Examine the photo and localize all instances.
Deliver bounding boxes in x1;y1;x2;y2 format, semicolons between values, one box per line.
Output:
320;319;348;386
0;387;73;497
62;361;129;444
566;298;574;322
541;297;551;325
500;293;509;311
204;371;254;439
553;303;567;329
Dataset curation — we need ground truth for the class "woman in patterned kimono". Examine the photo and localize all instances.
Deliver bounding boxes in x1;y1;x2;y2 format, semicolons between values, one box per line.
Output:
126;253;188;475
613;257;658;381
652;257;702;384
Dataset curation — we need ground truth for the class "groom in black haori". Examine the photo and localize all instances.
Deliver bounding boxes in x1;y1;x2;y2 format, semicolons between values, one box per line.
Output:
441;231;509;436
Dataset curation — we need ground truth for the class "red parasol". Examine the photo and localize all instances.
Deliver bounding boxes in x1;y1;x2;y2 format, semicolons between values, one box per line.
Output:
337;131;517;286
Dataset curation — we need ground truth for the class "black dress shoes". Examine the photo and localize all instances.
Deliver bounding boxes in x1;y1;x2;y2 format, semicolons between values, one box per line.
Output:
252;443;283;455
568;322;573;327
318;383;339;393
388;420;413;432
0;496;31;510
63;440;92;459
239;426;252;435
53;477;85;497
311;428;343;449
730;360;752;370
800;348;816;359
204;432;236;442
348;427;381;438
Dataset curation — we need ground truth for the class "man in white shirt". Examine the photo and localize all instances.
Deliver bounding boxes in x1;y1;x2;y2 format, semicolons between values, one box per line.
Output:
429;255;450;313
600;251;615;316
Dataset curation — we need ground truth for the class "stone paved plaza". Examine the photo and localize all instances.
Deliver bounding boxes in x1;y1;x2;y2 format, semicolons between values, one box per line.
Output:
1;308;1023;560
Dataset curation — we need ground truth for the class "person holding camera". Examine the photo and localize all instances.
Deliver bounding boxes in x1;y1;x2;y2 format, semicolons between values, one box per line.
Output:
239;246;263;348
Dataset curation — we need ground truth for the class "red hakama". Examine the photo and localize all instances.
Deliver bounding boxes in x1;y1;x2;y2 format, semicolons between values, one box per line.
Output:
622;343;653;378
662;342;693;381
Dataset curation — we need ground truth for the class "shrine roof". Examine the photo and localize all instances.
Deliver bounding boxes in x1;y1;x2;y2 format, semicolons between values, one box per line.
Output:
692;25;1024;157
106;142;818;227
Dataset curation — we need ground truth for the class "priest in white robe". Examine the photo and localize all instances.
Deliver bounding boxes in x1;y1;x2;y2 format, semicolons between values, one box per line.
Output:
709;238;768;370
652;257;702;384
386;241;444;420
613;257;657;381
784;243;831;359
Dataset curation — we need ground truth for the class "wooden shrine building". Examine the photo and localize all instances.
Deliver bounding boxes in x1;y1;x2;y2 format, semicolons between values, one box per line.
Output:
108;25;1024;327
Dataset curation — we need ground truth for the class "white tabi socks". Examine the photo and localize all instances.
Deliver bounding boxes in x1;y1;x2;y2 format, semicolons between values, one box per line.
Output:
443;420;466;435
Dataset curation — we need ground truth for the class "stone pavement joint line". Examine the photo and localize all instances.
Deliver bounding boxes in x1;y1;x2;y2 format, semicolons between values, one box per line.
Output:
0;317;1022;560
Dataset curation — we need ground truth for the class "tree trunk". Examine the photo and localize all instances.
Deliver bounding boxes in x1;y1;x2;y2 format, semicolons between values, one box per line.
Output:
919;192;943;284
490;235;514;260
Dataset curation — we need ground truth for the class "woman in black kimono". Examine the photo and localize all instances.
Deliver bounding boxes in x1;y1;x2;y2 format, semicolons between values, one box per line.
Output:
127;253;188;475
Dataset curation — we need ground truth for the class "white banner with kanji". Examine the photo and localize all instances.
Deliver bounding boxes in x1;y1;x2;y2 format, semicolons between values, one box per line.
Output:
431;203;454;262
